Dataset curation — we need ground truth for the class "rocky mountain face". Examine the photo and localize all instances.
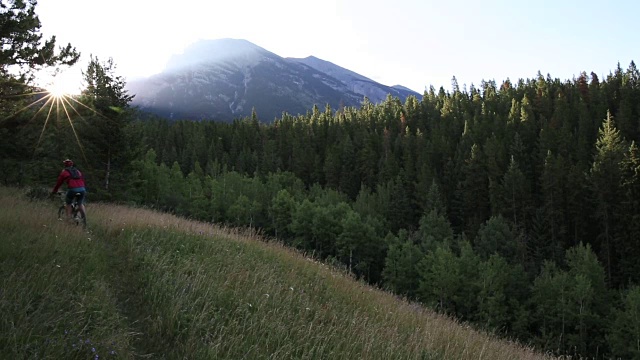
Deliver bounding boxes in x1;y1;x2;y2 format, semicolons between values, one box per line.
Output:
126;39;421;122
288;56;420;105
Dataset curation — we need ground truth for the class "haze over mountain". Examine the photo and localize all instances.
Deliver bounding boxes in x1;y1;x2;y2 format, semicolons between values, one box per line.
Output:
126;39;421;122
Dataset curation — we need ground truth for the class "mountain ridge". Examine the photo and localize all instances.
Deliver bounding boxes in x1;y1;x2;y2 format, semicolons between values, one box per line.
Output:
126;38;421;122
287;55;420;104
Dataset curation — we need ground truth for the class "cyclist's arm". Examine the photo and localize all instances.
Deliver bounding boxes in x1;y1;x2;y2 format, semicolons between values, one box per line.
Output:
52;170;69;193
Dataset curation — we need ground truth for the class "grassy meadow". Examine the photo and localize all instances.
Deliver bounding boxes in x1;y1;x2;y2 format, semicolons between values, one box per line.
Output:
0;186;554;359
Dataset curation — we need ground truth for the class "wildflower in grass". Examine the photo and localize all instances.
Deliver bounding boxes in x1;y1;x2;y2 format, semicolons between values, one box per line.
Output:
92;347;96;352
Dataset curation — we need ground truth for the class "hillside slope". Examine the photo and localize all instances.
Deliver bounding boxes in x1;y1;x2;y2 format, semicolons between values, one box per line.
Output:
0;187;551;359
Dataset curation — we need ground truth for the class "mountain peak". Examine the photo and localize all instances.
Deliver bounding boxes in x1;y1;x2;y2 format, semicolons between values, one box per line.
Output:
165;38;277;72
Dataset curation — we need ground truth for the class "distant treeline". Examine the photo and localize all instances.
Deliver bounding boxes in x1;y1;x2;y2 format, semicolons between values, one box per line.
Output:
2;60;640;359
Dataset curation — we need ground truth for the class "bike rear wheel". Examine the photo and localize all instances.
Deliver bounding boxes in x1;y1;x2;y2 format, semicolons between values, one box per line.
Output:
79;210;87;229
72;207;87;228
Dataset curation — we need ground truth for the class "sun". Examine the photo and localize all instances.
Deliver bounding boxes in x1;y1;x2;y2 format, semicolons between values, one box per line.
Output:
38;69;82;98
47;80;70;99
4;67;95;166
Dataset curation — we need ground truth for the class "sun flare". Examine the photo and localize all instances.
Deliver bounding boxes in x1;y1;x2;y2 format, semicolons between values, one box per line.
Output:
39;69;81;99
47;82;68;99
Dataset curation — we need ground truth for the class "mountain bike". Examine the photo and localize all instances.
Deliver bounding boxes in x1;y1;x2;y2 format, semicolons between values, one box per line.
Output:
56;191;87;228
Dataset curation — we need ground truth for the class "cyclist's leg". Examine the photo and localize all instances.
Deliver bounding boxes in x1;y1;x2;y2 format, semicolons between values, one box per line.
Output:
80;192;87;228
76;191;87;218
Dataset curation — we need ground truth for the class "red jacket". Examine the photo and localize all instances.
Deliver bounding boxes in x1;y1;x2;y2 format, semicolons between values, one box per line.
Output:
53;167;85;192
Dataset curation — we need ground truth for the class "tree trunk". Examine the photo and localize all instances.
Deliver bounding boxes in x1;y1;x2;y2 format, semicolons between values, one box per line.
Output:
104;149;111;190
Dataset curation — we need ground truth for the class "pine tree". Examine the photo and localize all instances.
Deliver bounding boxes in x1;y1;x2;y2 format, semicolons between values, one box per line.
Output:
323;143;342;189
484;133;507;216
474;215;521;262
564;243;610;356
417;210;454;254
475;254;528;333
538;151;569;257
166;161;185;212
378;175;413;233
79;56;134;194
0;0;79;80
618;142;640;284
616;61;640;142
382;230;421;298
311;203;345;258
417;245;459;314
339;134;360;199
357;132;381;190
499;156;530;228
424;179;447;216
608;286;640;359
0;0;79;184
459;143;490;237
530;261;571;352
453;239;481;319
589;111;626;284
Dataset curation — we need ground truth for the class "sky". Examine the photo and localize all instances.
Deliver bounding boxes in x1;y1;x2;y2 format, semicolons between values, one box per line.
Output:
35;0;640;95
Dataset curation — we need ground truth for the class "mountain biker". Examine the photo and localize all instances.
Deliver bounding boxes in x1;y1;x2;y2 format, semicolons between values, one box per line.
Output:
51;159;87;221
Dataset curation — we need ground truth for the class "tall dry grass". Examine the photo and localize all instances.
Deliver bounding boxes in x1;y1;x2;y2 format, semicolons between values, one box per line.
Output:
0;188;134;359
0;187;555;359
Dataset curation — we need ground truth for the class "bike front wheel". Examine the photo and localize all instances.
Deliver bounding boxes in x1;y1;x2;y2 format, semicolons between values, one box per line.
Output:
57;206;66;220
74;209;87;229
